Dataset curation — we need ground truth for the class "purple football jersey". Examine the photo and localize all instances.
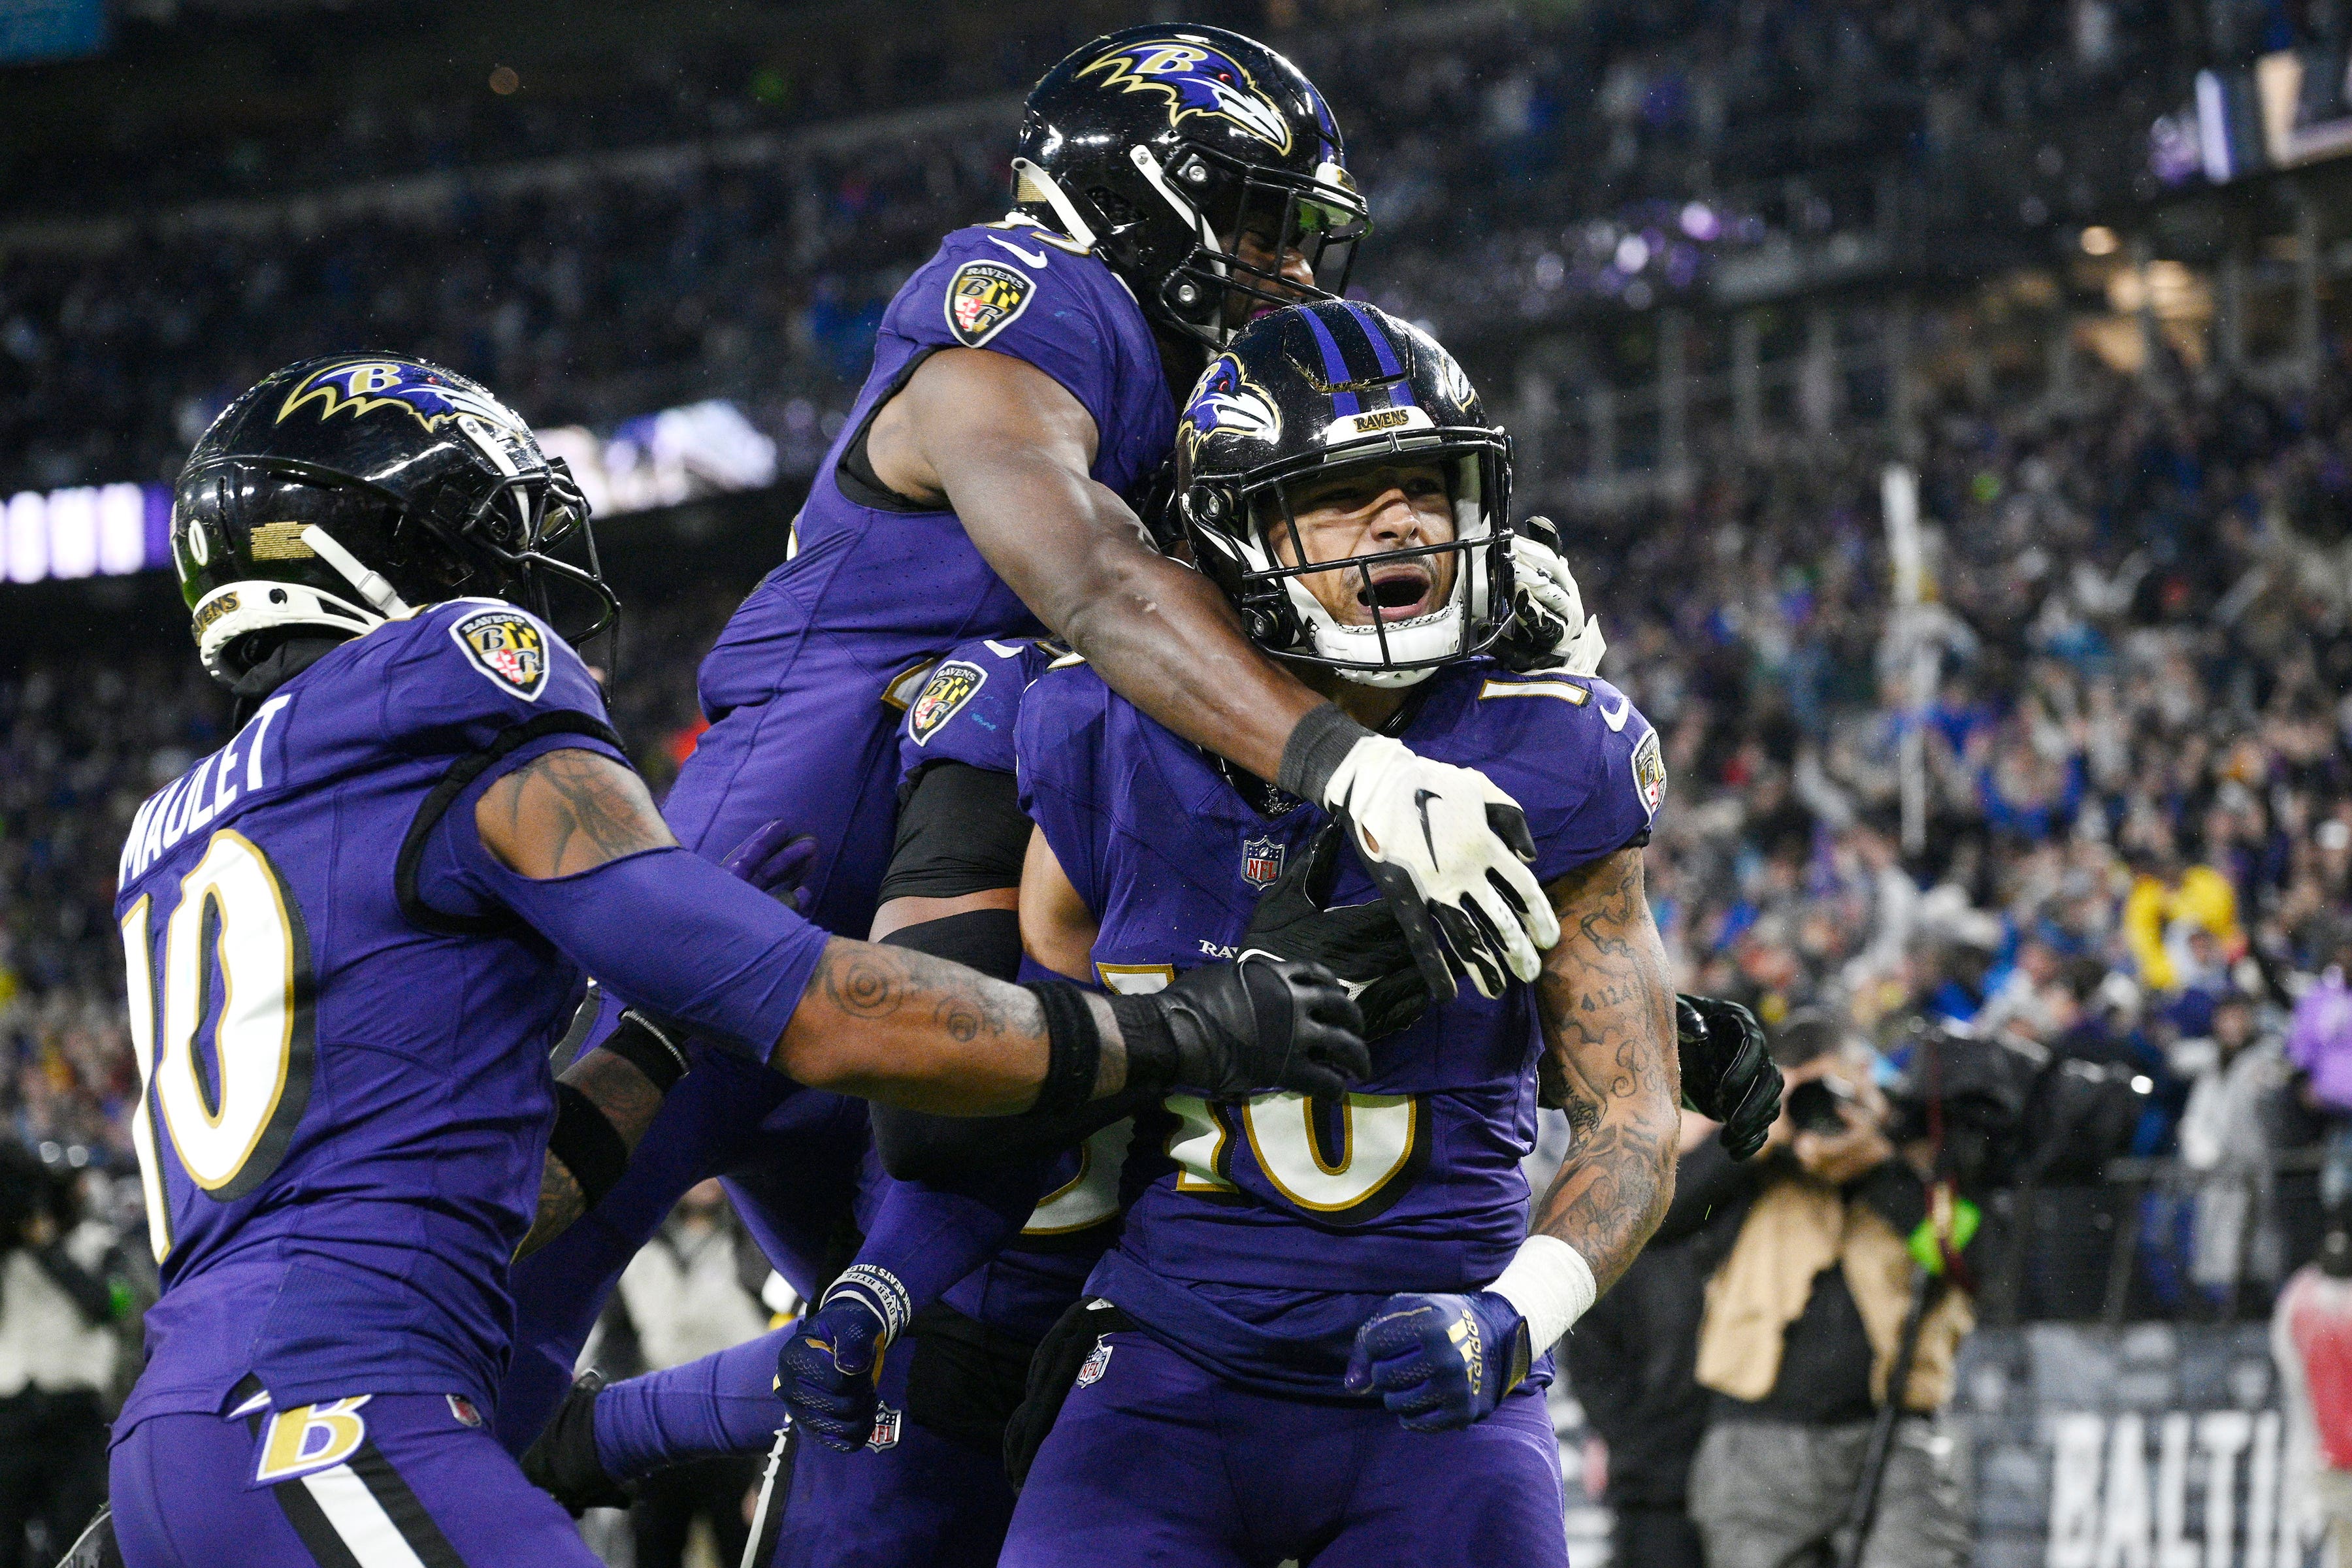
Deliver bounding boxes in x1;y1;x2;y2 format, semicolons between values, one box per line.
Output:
1016;659;1663;1394
670;221;1174;937
892;635;1138;1341
112;599;628;1429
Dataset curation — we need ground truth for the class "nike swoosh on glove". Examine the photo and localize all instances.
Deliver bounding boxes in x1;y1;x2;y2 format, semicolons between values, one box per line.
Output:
1126;956;1370;1100
1494;517;1607;676
1322;738;1559;1003
1238;818;1429;1039
520;1372;630;1515
719;819;819;913
1676;994;1783;1160
774;1279;896;1453
1344;1291;1532;1433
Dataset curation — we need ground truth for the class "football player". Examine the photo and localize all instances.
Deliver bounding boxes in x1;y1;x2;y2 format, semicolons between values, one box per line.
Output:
498;20;1586;1458
519;306;1777;1563
984;300;1692;1565
104;355;1364;1568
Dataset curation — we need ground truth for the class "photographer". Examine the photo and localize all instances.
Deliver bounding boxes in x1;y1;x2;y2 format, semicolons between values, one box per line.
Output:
0;1143;130;1568
1658;1014;1977;1568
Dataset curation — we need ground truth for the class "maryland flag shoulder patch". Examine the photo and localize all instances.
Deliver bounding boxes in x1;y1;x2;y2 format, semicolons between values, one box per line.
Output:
449;606;550;701
907;659;986;745
945;259;1036;348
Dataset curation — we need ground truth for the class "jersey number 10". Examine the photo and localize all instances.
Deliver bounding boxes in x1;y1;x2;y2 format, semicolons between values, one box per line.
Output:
117;830;318;1263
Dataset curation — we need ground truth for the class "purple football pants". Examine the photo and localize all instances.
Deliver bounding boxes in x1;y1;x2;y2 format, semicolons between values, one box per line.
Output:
765;1335;1015;1568
112;1394;598;1568
999;1333;1569;1568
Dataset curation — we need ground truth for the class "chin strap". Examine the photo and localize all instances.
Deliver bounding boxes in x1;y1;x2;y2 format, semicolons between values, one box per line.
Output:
301;525;412;617
1009;159;1100;252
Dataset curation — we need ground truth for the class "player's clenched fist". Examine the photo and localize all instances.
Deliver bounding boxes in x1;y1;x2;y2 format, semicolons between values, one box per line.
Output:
1344;1291;1533;1433
1676;994;1782;1160
775;1266;905;1452
1122;955;1370;1099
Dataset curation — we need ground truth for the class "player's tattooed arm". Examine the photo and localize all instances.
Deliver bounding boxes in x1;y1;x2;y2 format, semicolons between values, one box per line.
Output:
776;939;1134;1115
475;748;678;879
518;1044;668;1257
1531;845;1680;1294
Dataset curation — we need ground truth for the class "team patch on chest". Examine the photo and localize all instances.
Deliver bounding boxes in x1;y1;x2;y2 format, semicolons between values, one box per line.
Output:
908;659;987;745
449;607;549;700
945;259;1036;348
1241;834;1285;889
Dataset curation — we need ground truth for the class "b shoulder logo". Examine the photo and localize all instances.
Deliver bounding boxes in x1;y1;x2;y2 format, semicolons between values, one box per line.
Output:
908;659;987;745
945;259;1036;348
1076;1339;1115;1388
1631;729;1667;821
450;606;550;702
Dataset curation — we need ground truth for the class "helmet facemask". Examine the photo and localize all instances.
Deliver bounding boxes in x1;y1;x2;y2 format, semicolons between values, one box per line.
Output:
1130;141;1368;344
1192;429;1513;689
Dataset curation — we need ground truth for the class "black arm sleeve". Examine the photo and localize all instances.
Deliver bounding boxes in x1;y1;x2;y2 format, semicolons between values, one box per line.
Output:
877;762;1032;904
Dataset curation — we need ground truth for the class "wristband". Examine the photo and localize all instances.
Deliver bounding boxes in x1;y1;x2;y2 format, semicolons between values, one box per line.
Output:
1277;702;1376;806
1105;992;1178;1094
824;1264;913;1345
1022;981;1102;1119
1490;1235;1597;1356
601;1009;691;1093
547;1083;629;1211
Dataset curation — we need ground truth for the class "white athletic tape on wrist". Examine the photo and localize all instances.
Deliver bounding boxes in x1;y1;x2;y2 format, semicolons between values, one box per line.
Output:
1491;1235;1597;1354
823;1265;911;1346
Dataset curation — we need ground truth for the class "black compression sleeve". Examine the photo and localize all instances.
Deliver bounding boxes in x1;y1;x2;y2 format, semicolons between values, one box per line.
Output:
880;909;1022;979
547;1083;629;1211
878;762;1031;903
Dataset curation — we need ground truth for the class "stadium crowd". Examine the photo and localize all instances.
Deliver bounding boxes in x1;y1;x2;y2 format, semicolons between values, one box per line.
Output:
0;0;2187;498
13;340;2352;1314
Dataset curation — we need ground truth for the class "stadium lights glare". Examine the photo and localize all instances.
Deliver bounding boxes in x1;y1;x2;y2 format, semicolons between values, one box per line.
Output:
2082;225;2119;255
0;399;777;588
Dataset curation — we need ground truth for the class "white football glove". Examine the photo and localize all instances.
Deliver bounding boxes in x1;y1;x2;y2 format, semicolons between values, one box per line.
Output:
1322;737;1560;1002
1497;517;1607;677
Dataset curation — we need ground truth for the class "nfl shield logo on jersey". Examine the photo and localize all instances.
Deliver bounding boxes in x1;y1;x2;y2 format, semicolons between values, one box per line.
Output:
449;607;549;700
1076;1339;1114;1388
866;1403;902;1451
1241;835;1284;889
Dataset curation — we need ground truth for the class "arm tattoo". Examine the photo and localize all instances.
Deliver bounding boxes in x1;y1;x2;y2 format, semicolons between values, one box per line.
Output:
1531;847;1680;1293
483;749;674;878
517;1045;667;1258
792;941;1053;1113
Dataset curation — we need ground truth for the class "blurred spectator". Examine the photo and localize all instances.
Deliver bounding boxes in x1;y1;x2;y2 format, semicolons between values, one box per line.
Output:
610;1179;773;1568
1671;1015;1974;1568
2274;1205;2352;1561
0;1143;133;1568
2175;990;2293;1297
2289;939;2352;1205
1565;1114;1723;1568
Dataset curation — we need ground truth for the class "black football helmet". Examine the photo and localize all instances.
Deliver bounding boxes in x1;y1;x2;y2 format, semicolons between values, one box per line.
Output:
1013;26;1369;346
1175;301;1513;688
173;354;613;688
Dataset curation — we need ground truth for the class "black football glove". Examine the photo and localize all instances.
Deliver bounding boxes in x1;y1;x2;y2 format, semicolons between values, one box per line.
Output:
1117;956;1370;1100
519;1371;631;1515
1676;994;1782;1160
1239;819;1431;1039
1493;517;1607;675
